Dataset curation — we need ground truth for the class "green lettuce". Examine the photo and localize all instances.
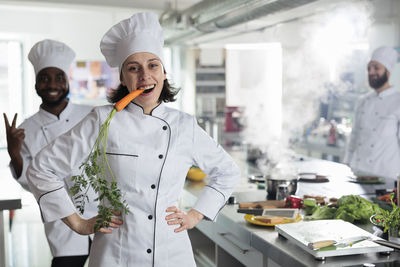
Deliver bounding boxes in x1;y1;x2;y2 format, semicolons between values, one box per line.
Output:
305;205;336;220
305;195;382;223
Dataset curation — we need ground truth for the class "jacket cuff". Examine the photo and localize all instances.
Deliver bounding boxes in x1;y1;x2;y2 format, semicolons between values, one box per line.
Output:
192;185;226;222
38;187;76;222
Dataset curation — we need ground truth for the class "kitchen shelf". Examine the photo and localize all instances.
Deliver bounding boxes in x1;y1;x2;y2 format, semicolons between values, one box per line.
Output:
196;92;225;97
196;67;225;74
196;80;226;86
195;64;226;122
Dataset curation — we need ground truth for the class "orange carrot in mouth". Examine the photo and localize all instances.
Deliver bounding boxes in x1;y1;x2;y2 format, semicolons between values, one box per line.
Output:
114;89;144;112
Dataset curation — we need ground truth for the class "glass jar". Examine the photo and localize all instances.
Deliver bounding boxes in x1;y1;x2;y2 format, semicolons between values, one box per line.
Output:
276;184;289;200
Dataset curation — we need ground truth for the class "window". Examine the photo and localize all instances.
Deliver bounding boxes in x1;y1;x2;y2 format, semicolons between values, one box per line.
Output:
0;40;23;148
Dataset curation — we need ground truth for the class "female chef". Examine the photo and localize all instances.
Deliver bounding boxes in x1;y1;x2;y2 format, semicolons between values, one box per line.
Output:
26;12;240;267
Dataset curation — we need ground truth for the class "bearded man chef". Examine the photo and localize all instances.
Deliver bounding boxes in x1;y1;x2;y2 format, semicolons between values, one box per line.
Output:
3;39;97;267
26;12;241;267
344;46;400;180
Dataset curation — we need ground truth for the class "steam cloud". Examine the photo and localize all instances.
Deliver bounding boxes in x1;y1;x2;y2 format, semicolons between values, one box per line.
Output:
244;0;373;175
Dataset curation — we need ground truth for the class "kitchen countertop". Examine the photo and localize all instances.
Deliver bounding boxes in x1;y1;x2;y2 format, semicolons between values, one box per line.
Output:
182;146;400;266
0;166;22;211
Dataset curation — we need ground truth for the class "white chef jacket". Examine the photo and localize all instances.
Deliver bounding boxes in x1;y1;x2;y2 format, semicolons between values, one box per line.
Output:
12;102;98;257
27;102;241;267
344;86;400;179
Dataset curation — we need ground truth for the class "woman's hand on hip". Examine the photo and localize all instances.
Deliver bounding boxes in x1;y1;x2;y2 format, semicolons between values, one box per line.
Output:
165;206;204;233
62;212;123;235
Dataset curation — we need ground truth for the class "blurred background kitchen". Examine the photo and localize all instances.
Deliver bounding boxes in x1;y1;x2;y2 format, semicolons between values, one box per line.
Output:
0;0;399;266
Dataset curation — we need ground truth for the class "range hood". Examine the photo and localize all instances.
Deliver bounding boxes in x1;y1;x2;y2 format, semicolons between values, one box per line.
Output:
160;0;320;45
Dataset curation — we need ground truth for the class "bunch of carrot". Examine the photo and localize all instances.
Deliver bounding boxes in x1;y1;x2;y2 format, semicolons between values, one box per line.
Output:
70;89;143;231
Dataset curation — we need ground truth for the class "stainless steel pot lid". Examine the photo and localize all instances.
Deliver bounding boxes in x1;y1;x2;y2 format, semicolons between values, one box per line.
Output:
248;174;269;183
266;176;298;181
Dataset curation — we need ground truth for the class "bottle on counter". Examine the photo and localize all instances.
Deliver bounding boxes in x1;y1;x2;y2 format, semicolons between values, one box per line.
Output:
276;184;290;200
327;120;337;146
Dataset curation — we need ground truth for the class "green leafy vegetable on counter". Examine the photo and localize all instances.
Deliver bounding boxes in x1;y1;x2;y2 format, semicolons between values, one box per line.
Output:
335;195;382;223
305;205;336;220
305;195;382;223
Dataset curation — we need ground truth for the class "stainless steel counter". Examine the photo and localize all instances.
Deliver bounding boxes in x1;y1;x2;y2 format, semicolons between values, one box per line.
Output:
182;148;400;267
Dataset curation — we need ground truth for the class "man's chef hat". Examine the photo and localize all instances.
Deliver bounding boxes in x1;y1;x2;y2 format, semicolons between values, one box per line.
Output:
28;39;75;77
100;12;164;72
370;46;398;73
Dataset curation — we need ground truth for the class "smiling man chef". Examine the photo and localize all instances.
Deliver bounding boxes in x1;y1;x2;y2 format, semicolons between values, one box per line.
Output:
4;39;97;267
344;46;400;180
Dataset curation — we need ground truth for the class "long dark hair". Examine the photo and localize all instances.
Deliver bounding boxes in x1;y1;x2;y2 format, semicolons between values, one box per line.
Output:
107;79;179;104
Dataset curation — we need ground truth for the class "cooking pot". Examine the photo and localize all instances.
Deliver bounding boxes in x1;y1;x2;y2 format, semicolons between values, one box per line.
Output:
266;175;298;200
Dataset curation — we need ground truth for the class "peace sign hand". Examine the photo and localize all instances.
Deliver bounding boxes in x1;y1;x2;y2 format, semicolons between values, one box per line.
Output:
3;113;25;156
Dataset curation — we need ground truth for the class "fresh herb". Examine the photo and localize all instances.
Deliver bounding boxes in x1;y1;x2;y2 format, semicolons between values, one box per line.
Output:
70;108;129;232
374;194;400;234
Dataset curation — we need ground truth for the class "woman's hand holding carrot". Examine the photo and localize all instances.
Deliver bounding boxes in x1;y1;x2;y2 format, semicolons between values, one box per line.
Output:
62;211;123;235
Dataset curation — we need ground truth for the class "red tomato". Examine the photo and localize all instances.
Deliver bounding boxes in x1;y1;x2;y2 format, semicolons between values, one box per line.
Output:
285;196;303;209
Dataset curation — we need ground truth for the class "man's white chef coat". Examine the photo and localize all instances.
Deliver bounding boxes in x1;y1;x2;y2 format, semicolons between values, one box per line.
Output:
12;102;98;257
344;86;400;179
27;102;241;267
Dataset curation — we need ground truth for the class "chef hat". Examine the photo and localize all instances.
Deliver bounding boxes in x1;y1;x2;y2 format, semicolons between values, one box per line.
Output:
370;46;398;73
28;39;75;77
100;12;164;72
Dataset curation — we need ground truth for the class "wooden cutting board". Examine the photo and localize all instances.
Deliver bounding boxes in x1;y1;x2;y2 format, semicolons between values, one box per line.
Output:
239;200;285;209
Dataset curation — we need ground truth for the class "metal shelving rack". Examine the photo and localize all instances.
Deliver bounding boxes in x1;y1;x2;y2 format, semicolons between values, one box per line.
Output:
195;65;226;143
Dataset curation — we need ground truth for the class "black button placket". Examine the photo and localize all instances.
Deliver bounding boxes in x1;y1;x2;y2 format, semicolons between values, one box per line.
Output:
150;117;171;266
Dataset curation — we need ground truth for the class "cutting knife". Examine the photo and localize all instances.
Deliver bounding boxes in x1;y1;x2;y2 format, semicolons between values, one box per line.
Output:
307;236;367;250
237;208;264;215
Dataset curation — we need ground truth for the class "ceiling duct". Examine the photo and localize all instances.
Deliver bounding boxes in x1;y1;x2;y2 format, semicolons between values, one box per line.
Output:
161;0;319;45
214;0;318;29
160;0;260;43
161;0;257;29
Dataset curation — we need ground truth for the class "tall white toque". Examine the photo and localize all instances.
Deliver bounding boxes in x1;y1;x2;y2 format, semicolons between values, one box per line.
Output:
28;39;75;77
100;12;164;72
